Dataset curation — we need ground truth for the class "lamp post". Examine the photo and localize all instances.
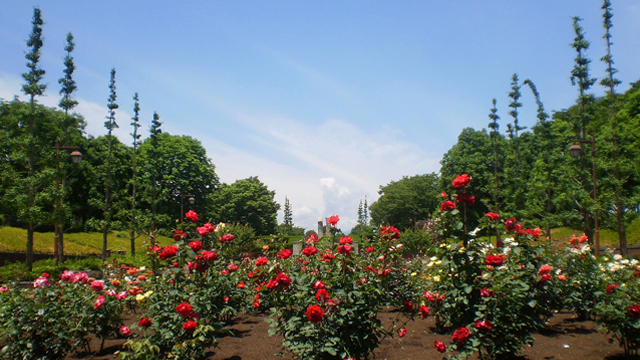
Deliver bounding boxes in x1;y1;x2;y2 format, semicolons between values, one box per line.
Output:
53;142;83;265
180;194;195;229
569;135;599;256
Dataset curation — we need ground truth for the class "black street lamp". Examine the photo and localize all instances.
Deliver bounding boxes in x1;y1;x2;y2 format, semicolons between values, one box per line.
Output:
53;142;83;264
569;135;599;256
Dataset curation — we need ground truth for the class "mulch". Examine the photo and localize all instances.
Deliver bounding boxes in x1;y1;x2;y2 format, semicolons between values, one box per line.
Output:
66;310;635;360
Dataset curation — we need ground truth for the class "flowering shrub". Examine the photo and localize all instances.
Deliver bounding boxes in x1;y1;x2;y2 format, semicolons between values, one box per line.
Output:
263;220;413;360
593;253;640;355
426;175;562;359
120;211;251;359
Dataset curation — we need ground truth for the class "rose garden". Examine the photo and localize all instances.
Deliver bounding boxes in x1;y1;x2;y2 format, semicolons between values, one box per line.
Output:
2;174;640;360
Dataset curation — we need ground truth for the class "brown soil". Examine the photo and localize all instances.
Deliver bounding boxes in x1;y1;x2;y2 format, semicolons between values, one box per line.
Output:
66;310;637;360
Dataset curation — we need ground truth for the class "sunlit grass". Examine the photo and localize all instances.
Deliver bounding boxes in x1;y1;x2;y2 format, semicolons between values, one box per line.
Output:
0;226;173;255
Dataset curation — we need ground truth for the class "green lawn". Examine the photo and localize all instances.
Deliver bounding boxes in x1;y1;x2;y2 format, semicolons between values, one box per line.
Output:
0;226;173;255
549;217;640;247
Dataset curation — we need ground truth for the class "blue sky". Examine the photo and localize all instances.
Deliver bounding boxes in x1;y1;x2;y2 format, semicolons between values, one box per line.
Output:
2;1;640;232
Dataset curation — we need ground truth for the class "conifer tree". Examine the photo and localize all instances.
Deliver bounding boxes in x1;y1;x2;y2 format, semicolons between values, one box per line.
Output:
55;32;78;263
487;99;501;213
148;111;162;230
21;7;46;271
102;68;118;260
129;93;141;257
283;197;293;235
570;16;598;245
600;0;628;255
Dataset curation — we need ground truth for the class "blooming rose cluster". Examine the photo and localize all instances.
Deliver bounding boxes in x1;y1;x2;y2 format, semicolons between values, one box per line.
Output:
60;270;89;284
196;223;216;236
219;233;235;243
172;229;187;241
451;174;471;188
305;233;319;243
302;246;318;257
327;215;340;227
277;248;292;259
485;254;505;267
159;245;179;260
381;226;401;240
185;210;198;223
33;273;50;289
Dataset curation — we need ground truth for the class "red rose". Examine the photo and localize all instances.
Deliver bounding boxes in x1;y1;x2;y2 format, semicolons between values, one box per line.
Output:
200;250;217;261
302;246;318;256
420;305;430;319
452;327;470;343
255;257;269;266
182;320;198;333
188;241;203;252
398;327;407;337
485;212;499;220
538;264;552;275
315;288;329;302
439;201;456;212
365;246;374;253
275;272;291;288
94;295;105;309
458;192;475;206
172;229;187;241
227;263;238;272
322;252;335;262
403;300;414;312
505;218;518;232
629;304;640;319
474;319;492;332
339;236;353;244
90;280;104;292
452;174;471;188
219;234;235;243
381;226;401;240
313;281;326;290
480;288;494;297
337;244;352;255
277;249;292;259
606;284;619;293
176;302;193;318
185;210;198;223
158;245;178;260
327;215;340;226
138;317;152;328
485;254;505;267
305;233;319;243
435;340;447;353
120;325;132;336
537;273;552;284
306;304;325;323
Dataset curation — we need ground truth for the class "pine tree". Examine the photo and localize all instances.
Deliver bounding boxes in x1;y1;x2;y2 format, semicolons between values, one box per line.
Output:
21;7;46;271
102;68;118;260
570;16;598;247
55;32;78;263
600;0;627;256
283;197;293;235
148;111;162;230
488;98;501;213
129;93;141;257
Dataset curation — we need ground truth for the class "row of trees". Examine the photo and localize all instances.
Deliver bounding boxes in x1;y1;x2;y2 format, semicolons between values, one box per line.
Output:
0;8;281;270
370;1;640;255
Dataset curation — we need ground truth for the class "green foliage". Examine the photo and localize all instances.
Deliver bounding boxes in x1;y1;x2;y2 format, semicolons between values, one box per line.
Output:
369;173;441;230
210;176;279;235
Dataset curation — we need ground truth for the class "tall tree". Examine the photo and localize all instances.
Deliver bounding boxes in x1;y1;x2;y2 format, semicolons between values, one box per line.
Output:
600;0;628;255
570;16;598;246
129;93;141;257
102;69;119;260
369;173;441;230
147;111;162;231
21;7;47;271
487;98;501;213
282;197;293;235
56;32;78;263
210;176;279;235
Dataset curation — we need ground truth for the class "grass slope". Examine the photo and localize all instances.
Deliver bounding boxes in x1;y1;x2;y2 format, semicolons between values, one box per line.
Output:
0;226;173;255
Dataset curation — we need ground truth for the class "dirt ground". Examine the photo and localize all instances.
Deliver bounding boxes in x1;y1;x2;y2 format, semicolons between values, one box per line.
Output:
67;310;636;360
